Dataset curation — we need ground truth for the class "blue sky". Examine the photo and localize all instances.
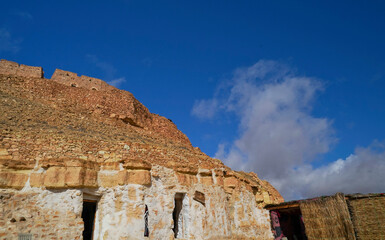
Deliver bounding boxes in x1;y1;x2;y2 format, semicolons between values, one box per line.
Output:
1;1;385;199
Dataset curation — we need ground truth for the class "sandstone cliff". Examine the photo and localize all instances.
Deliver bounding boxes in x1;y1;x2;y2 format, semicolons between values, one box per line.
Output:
0;59;283;240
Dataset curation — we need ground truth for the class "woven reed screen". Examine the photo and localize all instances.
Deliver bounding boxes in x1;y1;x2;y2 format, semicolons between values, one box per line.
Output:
300;193;356;240
348;196;385;240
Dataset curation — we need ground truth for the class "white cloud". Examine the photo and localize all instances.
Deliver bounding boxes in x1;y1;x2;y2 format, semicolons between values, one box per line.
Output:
192;98;219;119
107;77;126;87
0;28;21;53
194;60;385;200
274;142;385;199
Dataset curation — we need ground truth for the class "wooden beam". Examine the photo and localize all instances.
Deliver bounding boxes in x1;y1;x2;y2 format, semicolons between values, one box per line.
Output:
265;203;299;210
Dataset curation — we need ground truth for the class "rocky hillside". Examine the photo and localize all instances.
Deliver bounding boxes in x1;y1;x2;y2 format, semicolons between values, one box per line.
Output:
0;59;283;205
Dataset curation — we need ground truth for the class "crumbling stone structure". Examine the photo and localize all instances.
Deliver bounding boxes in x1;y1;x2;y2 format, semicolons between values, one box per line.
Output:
0;60;283;240
51;69;115;91
0;59;44;78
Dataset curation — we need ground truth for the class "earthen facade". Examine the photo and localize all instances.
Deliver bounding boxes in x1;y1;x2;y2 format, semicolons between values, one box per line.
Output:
0;60;283;240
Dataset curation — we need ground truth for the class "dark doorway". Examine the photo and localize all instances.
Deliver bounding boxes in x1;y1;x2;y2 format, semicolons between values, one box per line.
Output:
82;200;97;240
273;208;307;240
172;193;185;238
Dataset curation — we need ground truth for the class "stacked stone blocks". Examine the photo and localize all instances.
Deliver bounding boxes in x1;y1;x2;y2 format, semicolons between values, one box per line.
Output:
0;59;44;78
51;69;115;91
0;60;283;239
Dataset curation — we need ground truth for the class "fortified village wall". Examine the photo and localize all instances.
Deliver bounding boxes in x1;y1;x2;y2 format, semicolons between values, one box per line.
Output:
0;59;283;240
0;59;44;78
0;59;114;91
51;69;115;91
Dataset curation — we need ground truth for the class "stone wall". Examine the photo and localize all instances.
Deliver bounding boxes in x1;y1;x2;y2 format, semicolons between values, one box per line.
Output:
0;163;275;240
0;60;115;91
0;143;278;239
0;189;83;239
0;59;43;78
51;69;115;91
0;59;282;239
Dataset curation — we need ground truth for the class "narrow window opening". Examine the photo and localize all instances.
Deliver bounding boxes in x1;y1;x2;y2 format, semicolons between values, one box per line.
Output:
18;233;32;240
82;200;97;240
144;205;149;237
71;83;77;87
91;87;97;91
173;193;185;238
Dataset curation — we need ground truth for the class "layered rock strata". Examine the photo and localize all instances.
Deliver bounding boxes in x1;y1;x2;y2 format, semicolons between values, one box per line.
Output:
0;59;283;240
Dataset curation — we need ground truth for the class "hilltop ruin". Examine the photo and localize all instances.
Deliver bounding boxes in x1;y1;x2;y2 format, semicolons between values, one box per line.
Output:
0;59;283;240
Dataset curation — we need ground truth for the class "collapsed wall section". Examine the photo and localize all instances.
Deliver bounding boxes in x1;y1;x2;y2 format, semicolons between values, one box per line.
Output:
0;59;44;78
51;69;115;91
0;60;115;91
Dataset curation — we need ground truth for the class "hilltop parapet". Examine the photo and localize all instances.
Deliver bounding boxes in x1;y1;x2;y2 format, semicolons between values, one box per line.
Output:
0;60;115;91
0;59;44;78
51;69;115;91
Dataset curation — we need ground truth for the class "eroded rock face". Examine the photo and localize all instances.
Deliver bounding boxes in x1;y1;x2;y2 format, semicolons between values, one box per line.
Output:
0;60;283;239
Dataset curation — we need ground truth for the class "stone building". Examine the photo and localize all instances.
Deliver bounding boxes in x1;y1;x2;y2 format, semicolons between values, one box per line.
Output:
0;59;283;240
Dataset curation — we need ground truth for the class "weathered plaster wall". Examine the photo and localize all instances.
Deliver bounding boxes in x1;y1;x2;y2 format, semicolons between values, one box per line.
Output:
0;143;277;240
0;164;274;240
0;189;83;239
0;59;43;78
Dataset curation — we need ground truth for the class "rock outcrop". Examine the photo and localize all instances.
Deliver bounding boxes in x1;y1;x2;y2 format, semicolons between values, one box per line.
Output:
0;59;283;240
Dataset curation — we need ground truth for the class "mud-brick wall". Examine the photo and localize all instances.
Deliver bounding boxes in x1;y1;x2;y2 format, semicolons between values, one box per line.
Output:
0;60;43;78
0;189;83;240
